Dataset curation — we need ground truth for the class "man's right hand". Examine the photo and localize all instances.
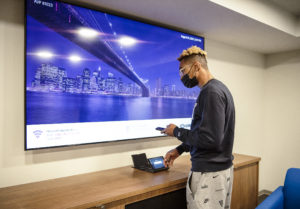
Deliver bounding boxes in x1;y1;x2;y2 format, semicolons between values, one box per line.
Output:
164;148;180;167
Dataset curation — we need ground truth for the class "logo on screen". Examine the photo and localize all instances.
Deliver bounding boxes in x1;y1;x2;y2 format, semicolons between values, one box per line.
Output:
180;124;191;129
33;130;43;139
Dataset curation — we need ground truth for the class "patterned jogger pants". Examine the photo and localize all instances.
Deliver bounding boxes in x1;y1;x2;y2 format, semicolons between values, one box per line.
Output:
186;166;234;209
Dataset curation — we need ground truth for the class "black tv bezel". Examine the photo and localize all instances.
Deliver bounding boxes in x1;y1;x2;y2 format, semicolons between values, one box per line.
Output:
24;0;205;151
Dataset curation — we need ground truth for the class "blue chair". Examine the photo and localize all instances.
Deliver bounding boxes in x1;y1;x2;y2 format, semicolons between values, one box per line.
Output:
256;168;300;209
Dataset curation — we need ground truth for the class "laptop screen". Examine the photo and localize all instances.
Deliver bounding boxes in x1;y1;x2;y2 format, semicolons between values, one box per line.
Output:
148;157;166;169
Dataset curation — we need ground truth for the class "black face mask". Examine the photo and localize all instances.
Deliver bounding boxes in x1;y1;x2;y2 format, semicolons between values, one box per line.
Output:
181;74;198;88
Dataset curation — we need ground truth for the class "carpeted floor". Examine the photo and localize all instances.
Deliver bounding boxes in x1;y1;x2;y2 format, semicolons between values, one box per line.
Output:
258;194;269;205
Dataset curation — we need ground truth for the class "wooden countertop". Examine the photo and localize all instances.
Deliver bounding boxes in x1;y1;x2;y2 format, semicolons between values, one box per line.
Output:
0;153;260;209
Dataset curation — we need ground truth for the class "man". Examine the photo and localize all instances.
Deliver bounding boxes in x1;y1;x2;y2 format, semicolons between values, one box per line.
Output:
162;46;235;209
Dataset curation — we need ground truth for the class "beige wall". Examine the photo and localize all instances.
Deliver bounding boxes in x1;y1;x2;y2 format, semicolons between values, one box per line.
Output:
1;0;290;191
260;50;300;191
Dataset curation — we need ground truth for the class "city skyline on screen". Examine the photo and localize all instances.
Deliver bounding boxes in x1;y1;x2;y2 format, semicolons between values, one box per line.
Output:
26;0;204;98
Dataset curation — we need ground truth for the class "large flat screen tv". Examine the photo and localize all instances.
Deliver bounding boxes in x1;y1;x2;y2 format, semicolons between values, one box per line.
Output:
25;0;204;150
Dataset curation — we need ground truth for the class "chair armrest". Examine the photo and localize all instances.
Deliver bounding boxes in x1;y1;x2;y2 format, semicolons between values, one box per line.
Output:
256;186;284;209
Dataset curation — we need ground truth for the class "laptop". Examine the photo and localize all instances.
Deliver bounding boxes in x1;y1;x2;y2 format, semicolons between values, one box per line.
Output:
131;153;169;173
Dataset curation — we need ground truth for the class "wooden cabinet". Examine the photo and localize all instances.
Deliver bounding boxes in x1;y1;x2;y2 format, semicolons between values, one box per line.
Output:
231;154;261;209
0;153;260;209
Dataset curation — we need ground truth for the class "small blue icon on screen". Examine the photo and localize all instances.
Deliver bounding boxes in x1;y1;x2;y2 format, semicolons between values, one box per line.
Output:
33;130;43;139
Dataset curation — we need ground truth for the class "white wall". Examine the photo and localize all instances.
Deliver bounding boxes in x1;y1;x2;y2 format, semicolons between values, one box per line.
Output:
260;50;300;191
0;0;267;188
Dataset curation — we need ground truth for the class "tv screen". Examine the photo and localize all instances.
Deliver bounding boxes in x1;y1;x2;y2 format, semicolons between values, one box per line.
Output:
25;0;204;149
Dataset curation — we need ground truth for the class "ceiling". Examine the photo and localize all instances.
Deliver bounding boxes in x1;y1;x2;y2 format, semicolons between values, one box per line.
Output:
67;0;300;55
266;0;300;16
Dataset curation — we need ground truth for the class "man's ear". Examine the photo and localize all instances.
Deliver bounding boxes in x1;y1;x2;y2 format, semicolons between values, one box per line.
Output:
194;61;202;71
193;61;202;78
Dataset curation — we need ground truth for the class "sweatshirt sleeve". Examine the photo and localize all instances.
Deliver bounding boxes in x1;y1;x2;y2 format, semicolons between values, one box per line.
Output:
175;141;190;155
174;92;225;150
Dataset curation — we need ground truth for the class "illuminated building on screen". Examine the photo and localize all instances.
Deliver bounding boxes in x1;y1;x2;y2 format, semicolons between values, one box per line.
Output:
30;63;197;99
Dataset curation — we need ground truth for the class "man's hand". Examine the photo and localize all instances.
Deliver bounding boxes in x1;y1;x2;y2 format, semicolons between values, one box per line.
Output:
162;124;177;136
164;148;180;167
